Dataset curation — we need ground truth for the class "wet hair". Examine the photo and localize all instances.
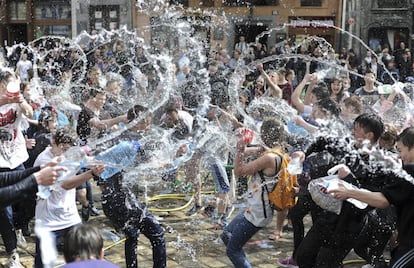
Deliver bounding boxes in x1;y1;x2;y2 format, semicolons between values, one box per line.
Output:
328;77;344;102
53;127;77;145
0;70;14;84
312;82;330;101
380;123;398;149
89;86;105;98
353;113;384;142
260;118;285;148
127;104;149;122
38;106;58;124
343;96;363;114
397;127;414;150
365;69;376;77
63;224;103;263
165;106;178;115
314;97;341;117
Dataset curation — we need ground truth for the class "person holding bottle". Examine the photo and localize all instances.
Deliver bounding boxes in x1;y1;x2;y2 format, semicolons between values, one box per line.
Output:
220;118;289;268
33;127;105;268
97;104;166;268
76;87;128;220
329;126;414;268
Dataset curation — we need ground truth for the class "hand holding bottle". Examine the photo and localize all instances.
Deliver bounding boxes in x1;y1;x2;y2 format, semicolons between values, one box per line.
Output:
88;164;105;177
34;166;68;186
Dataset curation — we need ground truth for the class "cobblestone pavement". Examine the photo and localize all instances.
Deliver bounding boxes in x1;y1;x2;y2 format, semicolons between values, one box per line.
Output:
0;181;372;268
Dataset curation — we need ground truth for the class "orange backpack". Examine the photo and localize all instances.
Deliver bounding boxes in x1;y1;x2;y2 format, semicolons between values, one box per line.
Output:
260;149;298;212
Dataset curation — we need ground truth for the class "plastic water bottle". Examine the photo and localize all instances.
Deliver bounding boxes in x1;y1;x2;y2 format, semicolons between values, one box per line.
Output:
287;156;303;175
100;228;121;243
37;146;89;199
172;143;194;168
95;140;141;179
161;143;194;182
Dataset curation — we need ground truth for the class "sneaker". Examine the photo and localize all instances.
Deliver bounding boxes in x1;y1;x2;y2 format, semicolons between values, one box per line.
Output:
186;204;202;216
277;256;298;268
361;265;374;268
202;205;215;218
216;215;228;228
16;230;27;248
81;206;90;222
8;253;24;268
89;205;100;216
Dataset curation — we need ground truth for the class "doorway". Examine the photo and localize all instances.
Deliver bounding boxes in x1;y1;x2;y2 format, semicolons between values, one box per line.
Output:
7;24;27;45
235;24;269;46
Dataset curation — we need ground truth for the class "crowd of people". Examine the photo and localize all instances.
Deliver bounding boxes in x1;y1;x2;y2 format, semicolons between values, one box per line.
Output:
0;29;414;268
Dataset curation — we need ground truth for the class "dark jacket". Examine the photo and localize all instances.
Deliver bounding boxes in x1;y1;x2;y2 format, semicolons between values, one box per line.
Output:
0;166;41;209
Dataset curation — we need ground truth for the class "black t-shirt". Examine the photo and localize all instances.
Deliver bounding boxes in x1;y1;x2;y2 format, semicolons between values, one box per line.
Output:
382;164;414;248
76;104;111;145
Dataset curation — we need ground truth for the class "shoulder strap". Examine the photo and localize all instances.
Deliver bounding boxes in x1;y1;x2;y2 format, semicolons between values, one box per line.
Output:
259;153;282;218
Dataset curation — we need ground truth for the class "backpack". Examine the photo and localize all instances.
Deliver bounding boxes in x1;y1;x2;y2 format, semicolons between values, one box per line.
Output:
259;149;298;213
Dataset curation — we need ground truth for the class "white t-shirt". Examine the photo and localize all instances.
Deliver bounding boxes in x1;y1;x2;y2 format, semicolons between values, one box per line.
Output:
34;147;81;231
16;59;33;81
0;104;29;169
244;170;278;227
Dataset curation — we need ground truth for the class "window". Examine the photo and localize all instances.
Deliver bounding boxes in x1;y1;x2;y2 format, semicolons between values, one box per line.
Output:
90;5;120;31
8;0;26;20
35;0;71;20
300;0;322;7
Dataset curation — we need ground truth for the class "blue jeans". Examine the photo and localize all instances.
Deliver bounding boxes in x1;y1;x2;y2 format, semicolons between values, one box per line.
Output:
0;206;16;254
220;213;261;268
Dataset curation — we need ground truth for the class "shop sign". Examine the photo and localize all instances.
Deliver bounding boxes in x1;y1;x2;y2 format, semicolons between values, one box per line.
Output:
290;19;334;28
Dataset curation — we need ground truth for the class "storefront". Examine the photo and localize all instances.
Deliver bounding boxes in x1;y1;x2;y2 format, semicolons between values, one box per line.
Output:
287;16;337;46
73;0;133;37
368;27;409;53
0;0;72;45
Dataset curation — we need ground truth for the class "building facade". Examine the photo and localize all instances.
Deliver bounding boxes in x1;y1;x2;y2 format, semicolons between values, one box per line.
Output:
132;0;343;53
1;0;343;52
356;0;413;54
0;0;135;46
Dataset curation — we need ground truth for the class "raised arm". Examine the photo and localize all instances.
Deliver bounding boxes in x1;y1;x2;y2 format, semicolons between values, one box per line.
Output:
257;63;282;98
291;73;315;113
234;129;275;177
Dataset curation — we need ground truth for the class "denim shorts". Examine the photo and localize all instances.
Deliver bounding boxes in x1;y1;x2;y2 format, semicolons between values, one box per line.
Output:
210;163;230;193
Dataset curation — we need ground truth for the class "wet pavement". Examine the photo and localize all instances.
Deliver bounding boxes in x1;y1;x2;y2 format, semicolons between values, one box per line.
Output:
0;181;371;268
